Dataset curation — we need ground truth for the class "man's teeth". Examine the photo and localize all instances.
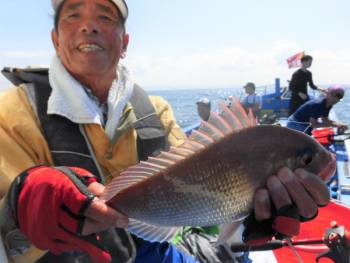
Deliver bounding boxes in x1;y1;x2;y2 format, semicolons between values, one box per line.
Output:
78;44;103;52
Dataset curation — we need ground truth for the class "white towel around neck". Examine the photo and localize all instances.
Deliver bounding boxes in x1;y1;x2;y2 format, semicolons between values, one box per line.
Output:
48;55;134;140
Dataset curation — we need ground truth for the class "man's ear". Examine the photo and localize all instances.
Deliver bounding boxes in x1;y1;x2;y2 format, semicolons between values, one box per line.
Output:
122;33;129;53
51;29;59;52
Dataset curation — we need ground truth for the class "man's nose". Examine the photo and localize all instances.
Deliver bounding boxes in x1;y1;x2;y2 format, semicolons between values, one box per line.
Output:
80;20;99;34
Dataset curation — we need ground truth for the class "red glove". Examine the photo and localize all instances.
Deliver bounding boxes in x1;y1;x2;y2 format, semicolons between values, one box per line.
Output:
17;166;112;263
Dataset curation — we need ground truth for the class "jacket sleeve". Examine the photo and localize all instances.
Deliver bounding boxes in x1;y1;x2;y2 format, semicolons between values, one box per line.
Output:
149;96;186;147
0;87;52;198
308;72;318;90
0;125;48;263
0;87;53;263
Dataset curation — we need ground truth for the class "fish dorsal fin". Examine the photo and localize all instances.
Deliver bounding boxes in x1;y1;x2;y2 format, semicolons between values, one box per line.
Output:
169;146;195;156
128;218;180;243
218;100;244;131
189;129;215;145
124;166;159;174
207;111;233;135
158;151;185;161
247;108;257;126
148;157;175;167
228;96;251;128
180;138;206;151
140;161;165;170
198;120;225;141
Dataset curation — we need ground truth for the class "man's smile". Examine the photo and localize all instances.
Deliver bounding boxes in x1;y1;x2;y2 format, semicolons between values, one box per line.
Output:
77;43;104;52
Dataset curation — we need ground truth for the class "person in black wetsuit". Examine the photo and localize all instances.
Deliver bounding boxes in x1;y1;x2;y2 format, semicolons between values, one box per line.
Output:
288;55;319;116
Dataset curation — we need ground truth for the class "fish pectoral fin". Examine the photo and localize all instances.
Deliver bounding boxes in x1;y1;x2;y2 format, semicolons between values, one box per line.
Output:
128;218;180;243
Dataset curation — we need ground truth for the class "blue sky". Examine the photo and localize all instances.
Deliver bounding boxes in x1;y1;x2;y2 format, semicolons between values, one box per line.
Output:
1;0;350;90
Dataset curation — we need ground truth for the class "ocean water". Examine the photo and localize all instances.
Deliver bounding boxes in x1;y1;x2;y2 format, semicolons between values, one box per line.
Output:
149;87;350;129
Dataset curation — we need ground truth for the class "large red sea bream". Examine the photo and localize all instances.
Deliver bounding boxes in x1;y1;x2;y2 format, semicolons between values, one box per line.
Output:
101;97;335;242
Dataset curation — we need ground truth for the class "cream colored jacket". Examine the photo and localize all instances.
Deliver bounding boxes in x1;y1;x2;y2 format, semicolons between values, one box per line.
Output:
0;86;185;263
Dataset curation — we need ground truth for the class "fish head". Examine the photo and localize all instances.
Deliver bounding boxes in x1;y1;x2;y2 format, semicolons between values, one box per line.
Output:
230;125;336;183
277;127;336;181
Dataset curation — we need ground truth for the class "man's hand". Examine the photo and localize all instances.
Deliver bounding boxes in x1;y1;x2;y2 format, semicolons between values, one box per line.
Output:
336;124;348;134
255;167;329;221
83;182;128;235
16;166;128;263
244;167;330;243
298;92;308;100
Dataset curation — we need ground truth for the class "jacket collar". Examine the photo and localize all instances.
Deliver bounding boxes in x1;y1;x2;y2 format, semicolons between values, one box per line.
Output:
48;55;134;139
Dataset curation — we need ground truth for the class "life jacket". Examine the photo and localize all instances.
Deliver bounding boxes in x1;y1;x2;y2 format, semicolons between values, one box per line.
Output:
2;67;168;177
1;67;169;263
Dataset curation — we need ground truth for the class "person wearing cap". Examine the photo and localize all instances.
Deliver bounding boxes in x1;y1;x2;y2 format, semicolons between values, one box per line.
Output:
0;1;191;263
288;55;319;116
196;97;211;121
0;0;332;263
287;85;348;135
241;82;262;117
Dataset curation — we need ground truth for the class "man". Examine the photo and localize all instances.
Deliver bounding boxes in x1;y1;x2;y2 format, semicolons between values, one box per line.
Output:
241;82;262;117
288;55;319;116
196;97;211;121
287;85;348;135
0;1;331;263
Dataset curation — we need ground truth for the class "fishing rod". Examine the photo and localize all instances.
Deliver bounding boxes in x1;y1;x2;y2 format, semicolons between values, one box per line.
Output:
230;238;325;252
230;223;350;263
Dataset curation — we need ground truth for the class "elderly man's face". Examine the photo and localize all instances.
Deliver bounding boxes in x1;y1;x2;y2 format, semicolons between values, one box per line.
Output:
52;0;129;78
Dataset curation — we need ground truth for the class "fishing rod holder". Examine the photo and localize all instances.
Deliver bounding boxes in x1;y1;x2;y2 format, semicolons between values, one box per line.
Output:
230;221;350;262
316;222;350;263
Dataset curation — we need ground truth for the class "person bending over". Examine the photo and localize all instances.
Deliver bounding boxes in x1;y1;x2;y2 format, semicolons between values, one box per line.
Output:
287;85;348;135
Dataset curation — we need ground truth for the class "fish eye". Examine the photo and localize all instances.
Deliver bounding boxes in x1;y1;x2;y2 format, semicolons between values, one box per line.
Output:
300;153;313;166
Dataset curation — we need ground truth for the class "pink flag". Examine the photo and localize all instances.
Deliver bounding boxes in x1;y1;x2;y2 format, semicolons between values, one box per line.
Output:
286;51;305;68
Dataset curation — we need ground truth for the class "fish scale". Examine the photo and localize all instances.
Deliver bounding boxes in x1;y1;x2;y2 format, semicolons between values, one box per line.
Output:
102;96;334;243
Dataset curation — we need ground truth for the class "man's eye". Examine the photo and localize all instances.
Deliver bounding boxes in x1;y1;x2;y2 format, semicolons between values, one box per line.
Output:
100;15;113;21
67;13;80;19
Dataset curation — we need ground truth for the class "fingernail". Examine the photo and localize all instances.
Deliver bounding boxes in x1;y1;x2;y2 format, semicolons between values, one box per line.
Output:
279;168;293;182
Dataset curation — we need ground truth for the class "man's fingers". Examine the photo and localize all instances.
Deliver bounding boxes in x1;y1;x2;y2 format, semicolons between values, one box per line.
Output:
82;218;121;235
254;188;271;221
277;167;318;219
85;198;128;228
266;175;292;210
88;182;105;196
295;168;330;206
84;182;128;234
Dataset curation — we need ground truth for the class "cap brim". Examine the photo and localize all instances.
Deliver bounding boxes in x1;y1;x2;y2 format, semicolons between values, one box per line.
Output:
51;0;128;21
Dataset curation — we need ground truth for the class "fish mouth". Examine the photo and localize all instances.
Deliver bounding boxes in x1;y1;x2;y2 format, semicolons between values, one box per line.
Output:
319;153;336;181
